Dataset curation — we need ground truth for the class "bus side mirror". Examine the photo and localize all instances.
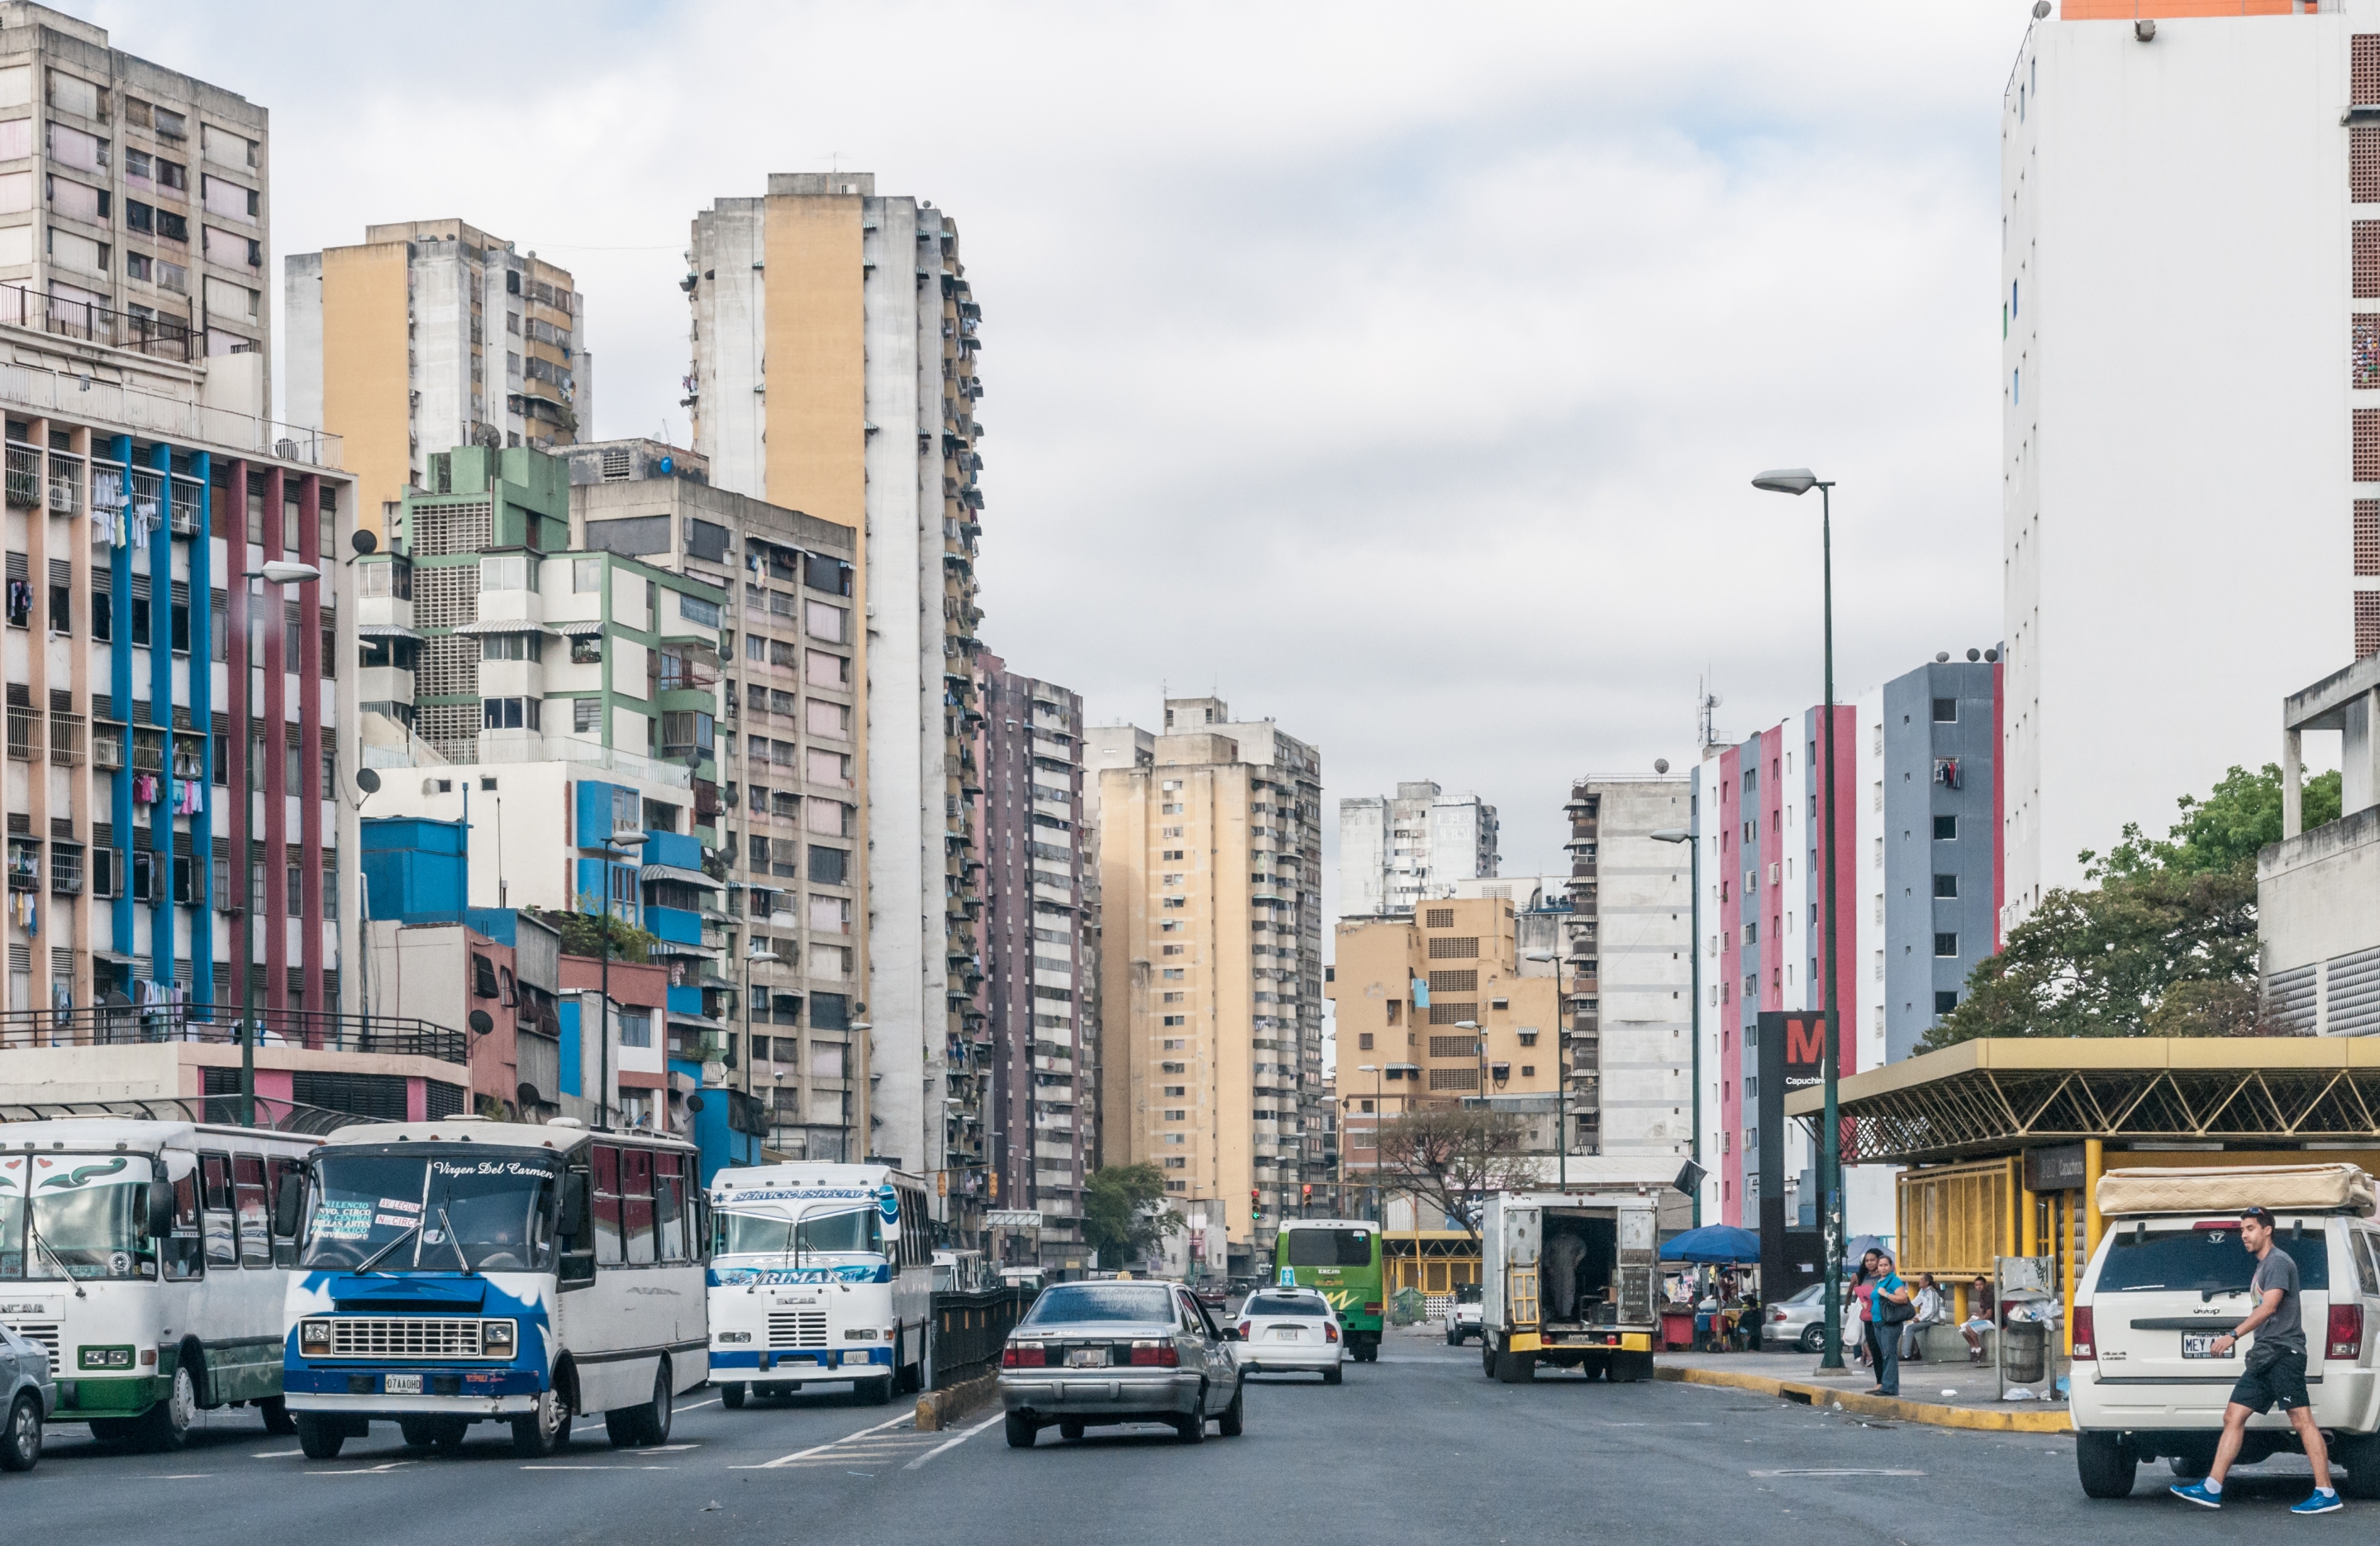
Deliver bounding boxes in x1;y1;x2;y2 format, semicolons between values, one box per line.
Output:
563;1173;591;1240
273;1174;306;1239
145;1180;176;1241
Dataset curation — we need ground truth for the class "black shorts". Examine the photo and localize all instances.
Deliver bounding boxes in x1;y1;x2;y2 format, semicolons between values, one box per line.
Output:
2231;1345;2311;1415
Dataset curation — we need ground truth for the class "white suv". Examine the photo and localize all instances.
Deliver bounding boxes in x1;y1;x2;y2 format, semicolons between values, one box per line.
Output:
2071;1184;2380;1498
1446;1282;1483;1346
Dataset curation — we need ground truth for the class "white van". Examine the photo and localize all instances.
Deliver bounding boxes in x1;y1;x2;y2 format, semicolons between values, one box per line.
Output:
2071;1163;2380;1498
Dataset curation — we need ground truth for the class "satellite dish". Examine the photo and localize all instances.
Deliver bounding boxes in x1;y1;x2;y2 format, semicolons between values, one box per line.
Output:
351;528;378;556
356;767;381;794
469;1010;495;1035
1966;648;1981;662
686;1094;707;1113
1709;695;1722;708
1935;652;1950;664
516;1082;540;1109
1654;758;1670;774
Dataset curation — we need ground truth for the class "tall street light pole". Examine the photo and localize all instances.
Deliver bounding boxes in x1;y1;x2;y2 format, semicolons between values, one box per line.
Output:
1751;466;1843;1371
238;559;322;1127
744;944;779;1141
1649;823;1702;1226
1356;1063;1382;1220
594;829;648;1133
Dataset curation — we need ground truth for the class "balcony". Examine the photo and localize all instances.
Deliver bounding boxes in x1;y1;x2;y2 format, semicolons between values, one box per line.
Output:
0;281;197;362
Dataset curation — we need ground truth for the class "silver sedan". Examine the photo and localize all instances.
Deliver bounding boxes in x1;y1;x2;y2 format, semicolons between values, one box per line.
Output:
999;1280;1245;1447
0;1321;53;1472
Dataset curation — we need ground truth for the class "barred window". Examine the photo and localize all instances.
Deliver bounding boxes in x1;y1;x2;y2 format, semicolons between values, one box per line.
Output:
1426;1001;1476;1025
1424;907;1454;929
1428;1068;1478;1092
1426;936;1479;959
2360;592;2380;659
1426;969;1477;994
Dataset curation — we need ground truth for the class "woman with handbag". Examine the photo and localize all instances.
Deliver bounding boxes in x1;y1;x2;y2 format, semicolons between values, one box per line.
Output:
1868;1249;1914;1396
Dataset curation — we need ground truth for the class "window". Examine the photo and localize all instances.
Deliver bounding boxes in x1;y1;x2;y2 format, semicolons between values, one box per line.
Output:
1934;932;1959;958
1933;815;1957;841
479;554;531;592
590;1144;625;1266
574;698;600;735
232;1154;270;1267
1935;991;1959;1016
686;518;730;564
678;593;720;628
1931;697;1957;723
482;697;540;730
574;558;603;592
808;844;847;885
619;1009;652;1049
479;630;543;662
1932;873;1958;899
199;1152;236;1265
571;632;602;664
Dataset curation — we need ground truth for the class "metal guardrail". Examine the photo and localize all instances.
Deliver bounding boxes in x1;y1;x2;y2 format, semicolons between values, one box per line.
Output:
0;282;197;362
929;1286;1035;1383
0;1003;469;1063
0;1093;366;1134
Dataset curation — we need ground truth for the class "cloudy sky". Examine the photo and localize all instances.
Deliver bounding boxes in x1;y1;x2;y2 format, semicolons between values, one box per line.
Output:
104;0;2025;899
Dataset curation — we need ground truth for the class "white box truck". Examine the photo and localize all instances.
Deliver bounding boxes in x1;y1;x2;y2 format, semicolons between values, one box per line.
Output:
1479;1189;1661;1383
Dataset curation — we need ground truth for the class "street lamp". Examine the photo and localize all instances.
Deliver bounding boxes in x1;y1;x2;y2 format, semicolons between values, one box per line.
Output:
237;559;322;1127
593;828;648;1132
1648;826;1701;1226
1751;465;1844;1372
1356;1063;1383;1221
744;944;779;1143
847;1020;872;1166
1522;950;1572;1192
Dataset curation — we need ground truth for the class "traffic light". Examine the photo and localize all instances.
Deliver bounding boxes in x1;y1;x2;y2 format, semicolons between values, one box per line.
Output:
1250;1186;1263;1224
1302;1182;1313;1207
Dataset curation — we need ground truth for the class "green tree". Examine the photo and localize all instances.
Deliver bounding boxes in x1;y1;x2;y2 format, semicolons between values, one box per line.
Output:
1082;1163;1183;1267
529;903;657;965
1923;763;2335;1052
1372;1106;1539;1244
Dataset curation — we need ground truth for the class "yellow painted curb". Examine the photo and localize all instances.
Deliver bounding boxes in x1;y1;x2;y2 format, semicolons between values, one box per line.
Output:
914;1370;1000;1433
1655;1363;2073;1434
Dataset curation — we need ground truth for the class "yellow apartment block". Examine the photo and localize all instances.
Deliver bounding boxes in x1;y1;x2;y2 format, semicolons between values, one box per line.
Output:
1330;898;1563;1110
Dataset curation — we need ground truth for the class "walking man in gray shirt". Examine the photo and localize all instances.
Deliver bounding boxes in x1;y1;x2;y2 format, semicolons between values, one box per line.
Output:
2171;1206;2340;1514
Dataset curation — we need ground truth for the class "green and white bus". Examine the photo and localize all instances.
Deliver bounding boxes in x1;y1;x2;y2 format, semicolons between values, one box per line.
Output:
1273;1220;1383;1363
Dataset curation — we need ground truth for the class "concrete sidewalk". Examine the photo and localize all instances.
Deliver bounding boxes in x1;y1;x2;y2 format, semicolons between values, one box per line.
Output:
1657;1347;2073;1434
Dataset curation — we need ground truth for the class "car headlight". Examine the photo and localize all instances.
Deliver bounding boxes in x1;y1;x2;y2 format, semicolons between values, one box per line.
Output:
715;1330;752;1344
300;1320;332;1358
844;1328;880;1342
481;1320;516;1354
78;1345;134;1370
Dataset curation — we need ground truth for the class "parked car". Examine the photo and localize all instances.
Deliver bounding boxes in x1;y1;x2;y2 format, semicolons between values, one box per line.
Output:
0;1322;53;1472
1445;1282;1484;1346
999;1279;1245;1448
1764;1283;1830;1353
1194;1283;1230;1313
1238;1289;1345;1384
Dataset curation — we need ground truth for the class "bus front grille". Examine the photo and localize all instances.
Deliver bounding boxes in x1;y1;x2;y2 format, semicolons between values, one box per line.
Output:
328;1317;485;1360
1;1320;57;1376
768;1311;828;1349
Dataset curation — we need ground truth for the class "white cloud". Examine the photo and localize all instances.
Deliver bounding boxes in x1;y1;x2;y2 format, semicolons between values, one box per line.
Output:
91;0;2027;908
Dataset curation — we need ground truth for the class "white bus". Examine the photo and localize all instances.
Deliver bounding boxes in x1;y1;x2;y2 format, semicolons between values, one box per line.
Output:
707;1163;932;1407
280;1115;707;1458
0;1115;322;1448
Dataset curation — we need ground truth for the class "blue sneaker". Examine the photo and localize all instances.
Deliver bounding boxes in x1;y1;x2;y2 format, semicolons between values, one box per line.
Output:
2171;1482;2223;1509
2292;1491;2343;1516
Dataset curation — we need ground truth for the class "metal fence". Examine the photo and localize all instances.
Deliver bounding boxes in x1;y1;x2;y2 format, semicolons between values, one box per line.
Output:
0;1092;366;1135
0;1003;469;1063
929;1286;1035;1385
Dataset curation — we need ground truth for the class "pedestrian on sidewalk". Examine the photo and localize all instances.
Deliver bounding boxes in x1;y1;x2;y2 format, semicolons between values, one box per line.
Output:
1959;1277;1994;1363
1867;1250;1911;1396
1902;1272;1944;1363
2171;1206;2340;1515
1850;1249;1880;1368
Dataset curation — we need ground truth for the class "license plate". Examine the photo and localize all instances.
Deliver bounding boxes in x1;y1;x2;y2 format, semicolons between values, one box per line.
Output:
2182;1333;2223;1359
1272;1328;1302;1340
1065;1347;1108;1368
384;1373;423;1394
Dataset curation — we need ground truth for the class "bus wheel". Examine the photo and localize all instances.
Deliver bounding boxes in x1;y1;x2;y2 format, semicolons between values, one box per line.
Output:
259;1396;297;1435
721;1382;747;1410
606;1361;672;1448
512;1384;574;1458
136;1362;198;1452
859;1372;895;1406
294;1414;347;1461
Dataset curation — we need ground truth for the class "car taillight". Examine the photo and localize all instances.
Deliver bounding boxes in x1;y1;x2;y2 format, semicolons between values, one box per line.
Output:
1129;1340;1178;1367
2331;1303;2365;1362
1002;1343;1046;1369
1770;1309;1787;1321
1325;1322;1340;1343
1238;1322;1250;1339
2071;1306;2096;1363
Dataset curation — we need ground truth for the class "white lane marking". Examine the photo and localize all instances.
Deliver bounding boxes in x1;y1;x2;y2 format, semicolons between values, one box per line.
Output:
635;1443;701;1453
307;1462;418;1475
737;1410;916;1470
520;1464;674;1471
252;1449;303;1458
1750;1468;1926;1478
674;1397;720;1412
140;1473;217;1480
902;1412;1002;1471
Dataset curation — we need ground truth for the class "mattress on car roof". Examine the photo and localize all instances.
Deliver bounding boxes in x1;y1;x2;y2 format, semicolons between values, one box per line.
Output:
2095;1163;2377;1219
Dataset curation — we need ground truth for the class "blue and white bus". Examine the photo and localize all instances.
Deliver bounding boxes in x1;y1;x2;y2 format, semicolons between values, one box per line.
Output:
707;1163;931;1406
279;1116;707;1458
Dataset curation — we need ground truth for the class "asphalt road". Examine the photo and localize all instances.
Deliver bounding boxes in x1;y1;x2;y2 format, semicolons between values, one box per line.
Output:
0;1332;2349;1544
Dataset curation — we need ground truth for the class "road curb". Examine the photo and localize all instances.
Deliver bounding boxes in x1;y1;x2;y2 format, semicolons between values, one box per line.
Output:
1654;1363;2073;1434
915;1370;1000;1433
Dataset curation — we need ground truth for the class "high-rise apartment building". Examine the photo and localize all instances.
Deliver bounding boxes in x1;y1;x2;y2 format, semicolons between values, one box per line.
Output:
0;7;271;397
686;172;985;1214
561;437;866;1163
1096;697;1321;1275
2000;7;2372;930
1337;781;1497;919
1559;777;1692;1162
288;219;586;531
1083;724;1154;1173
1328;897;1563;1110
979;656;1089;1264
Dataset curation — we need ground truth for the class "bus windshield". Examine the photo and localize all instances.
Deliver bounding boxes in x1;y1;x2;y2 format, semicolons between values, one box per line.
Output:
1284;1228;1373;1268
301;1149;559;1273
0;1154;152;1281
714;1204;883;1259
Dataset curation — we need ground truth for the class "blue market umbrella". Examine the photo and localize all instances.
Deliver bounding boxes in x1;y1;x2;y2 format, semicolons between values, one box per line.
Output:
1659;1223;1762;1264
